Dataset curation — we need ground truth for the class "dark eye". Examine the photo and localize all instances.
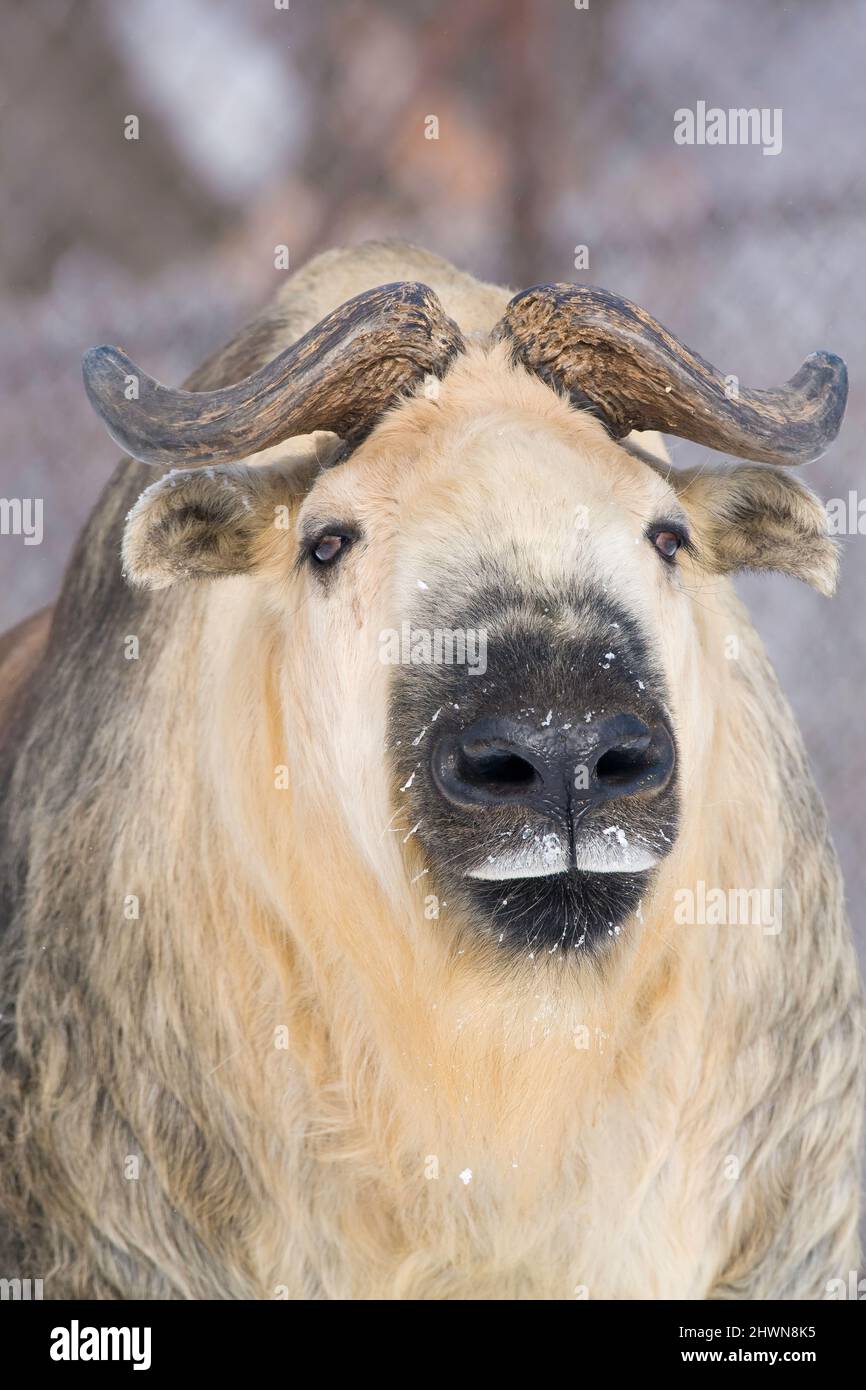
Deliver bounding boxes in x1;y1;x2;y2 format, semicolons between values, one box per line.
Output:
311;533;349;565
654;531;681;559
300;522;362;575
647;523;688;563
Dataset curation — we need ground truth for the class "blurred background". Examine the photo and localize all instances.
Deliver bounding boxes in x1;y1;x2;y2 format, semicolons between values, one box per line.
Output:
0;0;863;991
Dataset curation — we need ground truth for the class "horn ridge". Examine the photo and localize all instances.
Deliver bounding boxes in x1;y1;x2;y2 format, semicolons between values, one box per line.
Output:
83;281;464;467
494;283;847;466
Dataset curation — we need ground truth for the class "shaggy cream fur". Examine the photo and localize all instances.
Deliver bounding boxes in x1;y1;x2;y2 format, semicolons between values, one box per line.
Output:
0;243;861;1300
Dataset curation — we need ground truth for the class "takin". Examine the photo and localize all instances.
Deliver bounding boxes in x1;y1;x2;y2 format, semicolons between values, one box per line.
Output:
0;241;862;1300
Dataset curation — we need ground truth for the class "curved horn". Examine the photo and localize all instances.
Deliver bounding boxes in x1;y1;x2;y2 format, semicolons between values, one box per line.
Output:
494;284;847;466
82;282;464;467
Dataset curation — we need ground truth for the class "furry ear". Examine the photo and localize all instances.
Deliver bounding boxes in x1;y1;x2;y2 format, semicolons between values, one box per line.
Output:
670;464;838;596
121;435;340;589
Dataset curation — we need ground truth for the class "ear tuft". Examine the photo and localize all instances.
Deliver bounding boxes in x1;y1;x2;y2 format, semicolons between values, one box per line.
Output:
122;460;295;590
672;464;838;596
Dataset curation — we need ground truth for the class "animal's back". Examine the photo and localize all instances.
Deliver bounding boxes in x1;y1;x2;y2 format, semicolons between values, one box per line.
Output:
274;239;512;339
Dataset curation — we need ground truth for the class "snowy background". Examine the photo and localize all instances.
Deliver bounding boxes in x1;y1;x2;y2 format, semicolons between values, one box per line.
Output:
1;0;863;1003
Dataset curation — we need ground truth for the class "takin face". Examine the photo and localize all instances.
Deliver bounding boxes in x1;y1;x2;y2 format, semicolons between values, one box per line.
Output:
317;364;687;954
114;344;838;961
88;278;842;964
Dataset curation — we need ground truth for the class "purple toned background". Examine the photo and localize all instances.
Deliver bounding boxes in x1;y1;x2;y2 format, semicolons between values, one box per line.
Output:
1;5;863;997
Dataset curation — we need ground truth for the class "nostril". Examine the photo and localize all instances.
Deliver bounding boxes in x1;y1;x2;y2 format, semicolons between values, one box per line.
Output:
591;722;675;800
595;737;653;785
430;714;675;813
430;724;549;810
459;745;540;795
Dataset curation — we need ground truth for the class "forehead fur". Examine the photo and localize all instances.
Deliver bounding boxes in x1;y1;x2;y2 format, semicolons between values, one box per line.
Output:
302;341;674;521
373;341;621;461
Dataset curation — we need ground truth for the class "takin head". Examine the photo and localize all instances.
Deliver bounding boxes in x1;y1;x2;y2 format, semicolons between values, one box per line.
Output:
83;279;844;955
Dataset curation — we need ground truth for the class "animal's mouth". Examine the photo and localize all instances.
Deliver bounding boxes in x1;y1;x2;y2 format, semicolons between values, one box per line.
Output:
411;742;678;950
465;829;661;881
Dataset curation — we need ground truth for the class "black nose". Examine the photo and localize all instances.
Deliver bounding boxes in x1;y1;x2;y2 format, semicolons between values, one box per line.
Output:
430;712;675;815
